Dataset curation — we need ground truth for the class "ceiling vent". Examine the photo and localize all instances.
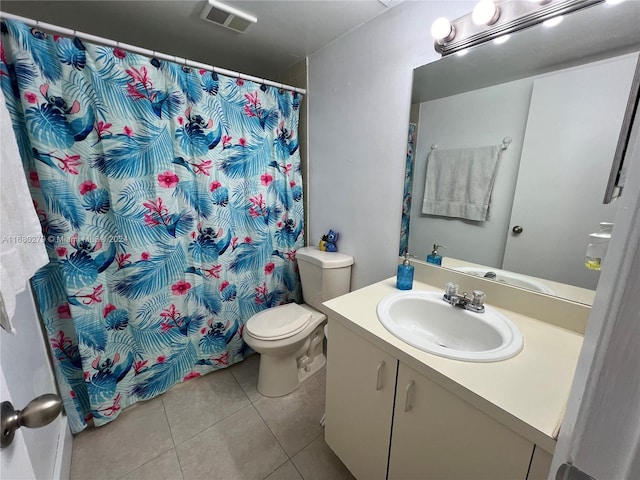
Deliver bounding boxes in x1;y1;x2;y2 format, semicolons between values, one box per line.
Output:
200;0;257;34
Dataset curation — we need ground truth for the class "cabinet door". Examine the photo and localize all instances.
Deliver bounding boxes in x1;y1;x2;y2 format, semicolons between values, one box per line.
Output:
388;362;534;480
325;320;398;480
527;445;553;480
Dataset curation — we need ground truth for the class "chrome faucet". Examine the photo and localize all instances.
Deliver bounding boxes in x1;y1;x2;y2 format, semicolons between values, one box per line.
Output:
443;282;486;313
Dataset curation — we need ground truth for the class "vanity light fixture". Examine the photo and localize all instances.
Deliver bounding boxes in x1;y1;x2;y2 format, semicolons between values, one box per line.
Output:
430;17;455;43
472;0;500;26
543;16;564;27
431;0;609;56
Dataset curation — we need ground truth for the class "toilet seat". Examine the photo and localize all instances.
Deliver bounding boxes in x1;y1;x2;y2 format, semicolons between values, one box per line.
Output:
245;303;312;341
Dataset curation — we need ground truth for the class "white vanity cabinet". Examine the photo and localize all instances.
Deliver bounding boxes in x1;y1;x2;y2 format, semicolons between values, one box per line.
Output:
388;362;533;479
325;318;552;480
325;320;398;480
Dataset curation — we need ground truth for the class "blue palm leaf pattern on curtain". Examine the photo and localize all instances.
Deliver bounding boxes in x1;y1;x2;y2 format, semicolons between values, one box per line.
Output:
114;243;187;299
91;123;173;178
1;17;304;433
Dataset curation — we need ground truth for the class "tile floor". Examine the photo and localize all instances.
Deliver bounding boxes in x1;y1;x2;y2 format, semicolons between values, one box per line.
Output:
69;354;354;480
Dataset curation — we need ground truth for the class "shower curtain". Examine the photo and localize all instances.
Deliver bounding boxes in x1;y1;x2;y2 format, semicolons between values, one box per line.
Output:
0;19;304;433
399;123;416;256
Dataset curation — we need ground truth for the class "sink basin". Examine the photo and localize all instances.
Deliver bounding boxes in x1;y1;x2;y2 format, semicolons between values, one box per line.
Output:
376;290;523;362
454;267;555;295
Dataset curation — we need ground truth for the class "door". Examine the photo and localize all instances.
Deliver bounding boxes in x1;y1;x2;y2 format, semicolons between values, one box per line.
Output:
502;54;637;289
0;287;72;480
388;362;533;480
324;319;397;480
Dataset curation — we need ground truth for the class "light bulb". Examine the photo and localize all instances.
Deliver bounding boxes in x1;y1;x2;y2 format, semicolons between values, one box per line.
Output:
430;17;455;42
472;0;500;26
543;16;563;27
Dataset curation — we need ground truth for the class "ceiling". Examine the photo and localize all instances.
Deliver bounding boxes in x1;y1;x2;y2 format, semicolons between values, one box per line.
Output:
0;0;400;81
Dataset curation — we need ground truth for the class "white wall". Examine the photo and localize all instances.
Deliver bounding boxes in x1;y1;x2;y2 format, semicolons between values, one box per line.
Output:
307;1;474;289
409;79;533;266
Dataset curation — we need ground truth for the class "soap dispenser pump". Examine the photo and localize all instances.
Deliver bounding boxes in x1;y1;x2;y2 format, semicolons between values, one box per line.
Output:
427;244;444;266
397;252;414;290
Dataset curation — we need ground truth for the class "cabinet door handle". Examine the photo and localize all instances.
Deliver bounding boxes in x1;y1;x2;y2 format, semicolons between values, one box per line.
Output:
376;361;385;390
404;380;415;412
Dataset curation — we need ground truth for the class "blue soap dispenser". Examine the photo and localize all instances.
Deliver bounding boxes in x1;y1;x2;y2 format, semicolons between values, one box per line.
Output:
397;252;414;290
426;244;443;266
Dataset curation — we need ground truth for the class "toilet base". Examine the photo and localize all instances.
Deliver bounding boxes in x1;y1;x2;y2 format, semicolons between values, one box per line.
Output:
257;352;326;397
255;321;326;398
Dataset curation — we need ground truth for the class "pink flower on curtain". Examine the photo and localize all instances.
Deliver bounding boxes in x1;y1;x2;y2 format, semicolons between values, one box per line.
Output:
103;304;117;317
193;160;212;175
29;171;40;187
79;180;97;195
265;262;275;275
183;372;201;381
140;252;150;261
158;171;179;188
260;173;273;186
171;280;191;295
56;247;67;257
113;48;126;59
24;92;38;104
209;180;221;192
58;304;71;319
58;154;82;175
123;126;134;137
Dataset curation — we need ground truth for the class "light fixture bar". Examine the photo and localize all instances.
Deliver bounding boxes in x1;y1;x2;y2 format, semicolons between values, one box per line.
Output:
435;0;604;56
207;0;258;24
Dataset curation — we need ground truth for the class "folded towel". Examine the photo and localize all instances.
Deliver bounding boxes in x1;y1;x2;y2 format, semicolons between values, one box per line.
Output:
421;145;501;221
0;89;50;333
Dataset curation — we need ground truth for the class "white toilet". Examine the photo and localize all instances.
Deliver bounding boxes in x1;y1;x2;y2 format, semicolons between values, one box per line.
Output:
242;246;354;397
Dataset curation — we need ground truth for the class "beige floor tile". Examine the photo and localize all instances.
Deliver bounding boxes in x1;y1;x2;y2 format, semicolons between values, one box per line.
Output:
162;368;251;445
264;461;303;480
119;448;183;480
291;435;354;480
253;377;325;457
70;397;173;480
229;353;262;403
176;404;288;480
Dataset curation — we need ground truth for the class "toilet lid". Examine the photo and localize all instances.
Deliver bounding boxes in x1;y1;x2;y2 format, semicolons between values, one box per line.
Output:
245;303;312;341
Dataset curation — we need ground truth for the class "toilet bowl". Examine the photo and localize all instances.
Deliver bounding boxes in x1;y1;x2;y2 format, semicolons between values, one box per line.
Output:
243;303;327;397
242;246;354;397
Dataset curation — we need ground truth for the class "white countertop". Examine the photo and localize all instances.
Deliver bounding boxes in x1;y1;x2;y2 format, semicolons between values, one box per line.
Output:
323;277;584;453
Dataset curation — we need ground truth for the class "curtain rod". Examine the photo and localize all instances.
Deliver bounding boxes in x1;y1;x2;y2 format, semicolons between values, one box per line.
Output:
0;11;307;95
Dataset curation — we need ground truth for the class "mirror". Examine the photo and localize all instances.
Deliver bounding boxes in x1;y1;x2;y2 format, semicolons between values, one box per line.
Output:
403;1;640;305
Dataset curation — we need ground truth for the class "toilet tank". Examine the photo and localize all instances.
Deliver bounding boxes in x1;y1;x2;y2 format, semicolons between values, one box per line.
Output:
296;246;354;312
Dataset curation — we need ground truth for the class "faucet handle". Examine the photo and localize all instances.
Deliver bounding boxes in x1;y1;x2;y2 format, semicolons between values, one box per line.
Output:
445;282;459;297
471;290;486;307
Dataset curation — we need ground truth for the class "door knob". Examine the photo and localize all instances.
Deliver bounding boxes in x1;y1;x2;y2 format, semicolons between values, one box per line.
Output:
512;225;523;234
1;394;62;448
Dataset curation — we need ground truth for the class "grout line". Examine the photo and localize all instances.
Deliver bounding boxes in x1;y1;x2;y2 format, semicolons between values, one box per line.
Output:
158;396;187;480
159;395;178;448
252;402;291;459
115;445;176;480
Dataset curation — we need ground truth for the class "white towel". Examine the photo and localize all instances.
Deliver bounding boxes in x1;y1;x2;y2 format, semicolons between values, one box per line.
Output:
421;145;501;221
0;89;50;333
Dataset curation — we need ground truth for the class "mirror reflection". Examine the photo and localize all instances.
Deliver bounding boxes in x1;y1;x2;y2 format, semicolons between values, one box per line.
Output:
403;1;640;305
